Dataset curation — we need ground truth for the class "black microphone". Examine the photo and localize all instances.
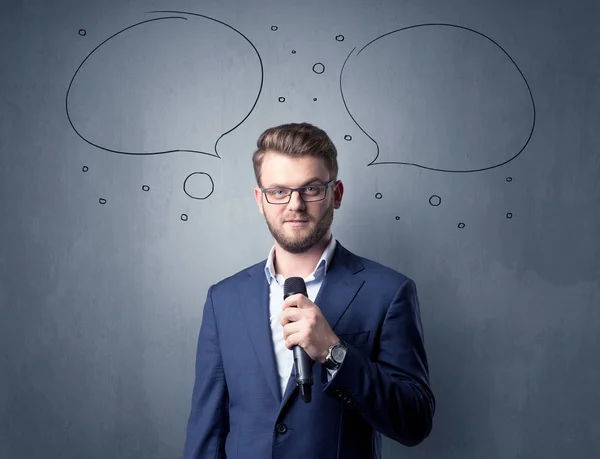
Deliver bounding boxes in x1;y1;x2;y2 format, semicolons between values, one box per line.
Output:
283;277;313;403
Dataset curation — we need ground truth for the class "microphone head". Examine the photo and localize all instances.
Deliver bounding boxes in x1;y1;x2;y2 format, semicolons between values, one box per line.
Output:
283;276;307;299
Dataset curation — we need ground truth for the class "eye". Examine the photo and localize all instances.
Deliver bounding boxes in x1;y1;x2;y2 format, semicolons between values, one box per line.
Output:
268;188;287;196
301;186;320;195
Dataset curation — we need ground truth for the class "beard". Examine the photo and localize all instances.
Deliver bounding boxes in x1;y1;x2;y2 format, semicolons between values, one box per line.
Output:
264;201;334;254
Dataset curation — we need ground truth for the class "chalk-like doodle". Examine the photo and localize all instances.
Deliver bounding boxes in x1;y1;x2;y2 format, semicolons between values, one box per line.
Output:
429;195;441;206
313;63;325;74
67;11;265;210
183;172;214;200
340;23;536;172
66;12;263;158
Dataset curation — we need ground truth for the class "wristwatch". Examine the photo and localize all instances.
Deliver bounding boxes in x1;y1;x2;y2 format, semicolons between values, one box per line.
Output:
324;341;347;370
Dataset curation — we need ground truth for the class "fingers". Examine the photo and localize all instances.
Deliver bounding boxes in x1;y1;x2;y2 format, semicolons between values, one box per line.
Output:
281;307;311;349
280;295;324;352
282;294;314;310
282;321;301;342
280;307;302;326
284;333;298;350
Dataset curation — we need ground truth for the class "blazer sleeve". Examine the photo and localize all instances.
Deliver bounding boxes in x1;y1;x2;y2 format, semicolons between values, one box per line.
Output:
322;278;435;446
183;285;229;459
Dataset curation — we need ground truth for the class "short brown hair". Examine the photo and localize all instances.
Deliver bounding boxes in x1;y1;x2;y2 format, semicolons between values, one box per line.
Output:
252;122;338;186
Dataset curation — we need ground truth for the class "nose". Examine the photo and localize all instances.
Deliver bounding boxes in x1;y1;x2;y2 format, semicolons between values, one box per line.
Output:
286;190;306;211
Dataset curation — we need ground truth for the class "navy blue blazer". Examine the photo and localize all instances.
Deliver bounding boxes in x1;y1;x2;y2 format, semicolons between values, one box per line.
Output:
183;241;435;459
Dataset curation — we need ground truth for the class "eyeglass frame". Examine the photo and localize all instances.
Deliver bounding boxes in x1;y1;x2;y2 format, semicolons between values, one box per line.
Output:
260;179;337;204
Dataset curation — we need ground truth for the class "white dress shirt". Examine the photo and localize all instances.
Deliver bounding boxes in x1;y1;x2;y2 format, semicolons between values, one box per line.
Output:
264;235;337;398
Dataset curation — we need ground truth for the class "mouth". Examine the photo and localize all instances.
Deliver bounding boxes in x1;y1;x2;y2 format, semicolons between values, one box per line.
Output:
285;219;310;226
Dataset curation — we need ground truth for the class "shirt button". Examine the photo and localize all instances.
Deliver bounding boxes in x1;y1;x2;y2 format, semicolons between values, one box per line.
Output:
276;423;288;434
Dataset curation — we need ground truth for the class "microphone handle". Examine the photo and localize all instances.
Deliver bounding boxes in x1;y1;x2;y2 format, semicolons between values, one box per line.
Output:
284;287;313;403
293;345;313;403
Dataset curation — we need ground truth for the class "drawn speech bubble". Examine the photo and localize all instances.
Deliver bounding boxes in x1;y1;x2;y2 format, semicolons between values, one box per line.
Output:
66;12;263;157
340;24;535;172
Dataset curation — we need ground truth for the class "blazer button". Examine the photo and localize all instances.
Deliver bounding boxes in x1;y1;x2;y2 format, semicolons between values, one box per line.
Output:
276;423;288;434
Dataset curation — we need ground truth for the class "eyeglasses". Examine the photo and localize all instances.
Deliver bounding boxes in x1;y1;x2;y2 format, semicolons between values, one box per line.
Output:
260;180;336;204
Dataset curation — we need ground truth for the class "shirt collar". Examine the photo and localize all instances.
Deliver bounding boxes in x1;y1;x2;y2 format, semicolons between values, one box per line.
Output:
264;235;337;285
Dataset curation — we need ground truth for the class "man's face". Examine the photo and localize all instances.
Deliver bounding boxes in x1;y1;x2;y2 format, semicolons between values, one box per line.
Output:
254;151;343;254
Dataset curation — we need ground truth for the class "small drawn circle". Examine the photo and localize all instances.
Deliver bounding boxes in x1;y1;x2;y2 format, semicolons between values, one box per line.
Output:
395;216;400;220
506;177;513;182
335;35;345;42
506;212;513;219
458;222;466;229
344;135;352;141
313;97;317;101
142;185;150;192
278;97;286;103
271;26;278;31
181;214;188;221
375;193;383;199
312;63;325;74
82;166;89;172
429;195;441;206
184;172;215;200
99;198;107;205
78;29;86;36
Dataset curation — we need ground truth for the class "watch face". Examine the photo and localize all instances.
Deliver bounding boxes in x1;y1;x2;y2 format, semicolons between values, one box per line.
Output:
332;345;346;363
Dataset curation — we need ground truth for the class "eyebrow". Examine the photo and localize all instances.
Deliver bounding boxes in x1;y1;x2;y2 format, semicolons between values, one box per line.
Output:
264;177;326;188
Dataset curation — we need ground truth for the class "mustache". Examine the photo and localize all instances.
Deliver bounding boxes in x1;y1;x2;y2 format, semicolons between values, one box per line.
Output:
284;214;312;222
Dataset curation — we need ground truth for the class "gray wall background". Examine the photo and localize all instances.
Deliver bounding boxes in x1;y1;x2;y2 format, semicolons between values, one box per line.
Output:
2;0;600;458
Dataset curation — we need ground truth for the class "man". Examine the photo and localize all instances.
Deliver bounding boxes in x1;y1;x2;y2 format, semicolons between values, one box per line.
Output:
183;123;435;459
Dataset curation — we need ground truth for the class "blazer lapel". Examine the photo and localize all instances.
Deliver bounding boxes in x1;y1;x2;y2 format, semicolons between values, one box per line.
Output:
239;264;282;404
314;242;365;332
279;242;365;409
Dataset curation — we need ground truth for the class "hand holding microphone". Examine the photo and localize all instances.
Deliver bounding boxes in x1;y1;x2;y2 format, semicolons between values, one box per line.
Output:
282;277;340;403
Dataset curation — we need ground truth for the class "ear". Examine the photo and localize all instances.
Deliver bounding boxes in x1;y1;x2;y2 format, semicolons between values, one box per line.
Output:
333;180;344;209
254;187;265;215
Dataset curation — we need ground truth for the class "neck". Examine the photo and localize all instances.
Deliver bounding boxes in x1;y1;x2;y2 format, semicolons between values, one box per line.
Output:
274;232;331;279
